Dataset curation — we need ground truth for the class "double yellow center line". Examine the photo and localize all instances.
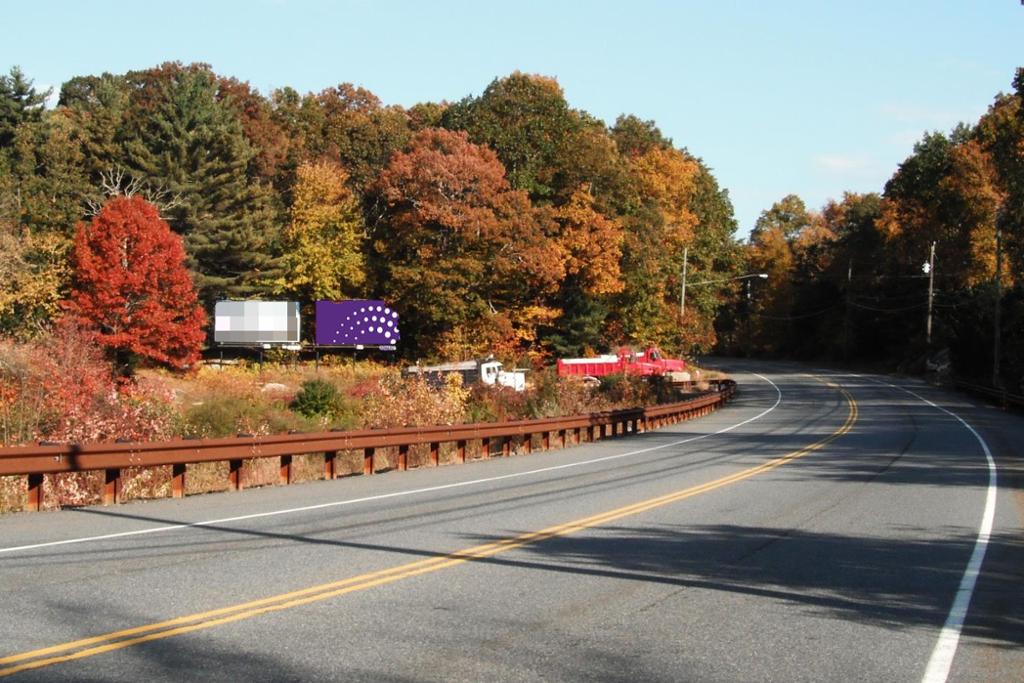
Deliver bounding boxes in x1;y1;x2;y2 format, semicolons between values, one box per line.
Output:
0;380;857;678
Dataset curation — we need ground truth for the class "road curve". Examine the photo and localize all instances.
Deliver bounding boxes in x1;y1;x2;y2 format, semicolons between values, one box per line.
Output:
0;362;1021;682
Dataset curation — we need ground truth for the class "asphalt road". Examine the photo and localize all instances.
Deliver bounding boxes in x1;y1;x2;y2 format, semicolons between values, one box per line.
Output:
0;361;1021;682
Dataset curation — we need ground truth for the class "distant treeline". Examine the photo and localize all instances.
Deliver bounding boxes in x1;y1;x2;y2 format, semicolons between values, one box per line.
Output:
723;68;1024;391
0;63;740;362
1;63;1022;388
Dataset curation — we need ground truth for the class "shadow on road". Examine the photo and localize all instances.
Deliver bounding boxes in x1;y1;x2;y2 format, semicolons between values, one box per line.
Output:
462;522;1024;650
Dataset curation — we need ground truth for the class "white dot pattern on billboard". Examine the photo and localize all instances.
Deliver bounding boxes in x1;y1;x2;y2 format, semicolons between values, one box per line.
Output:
315;300;401;347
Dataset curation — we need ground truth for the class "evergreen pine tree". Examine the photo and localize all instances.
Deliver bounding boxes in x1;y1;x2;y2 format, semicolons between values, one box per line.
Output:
0;66;50;149
120;64;282;305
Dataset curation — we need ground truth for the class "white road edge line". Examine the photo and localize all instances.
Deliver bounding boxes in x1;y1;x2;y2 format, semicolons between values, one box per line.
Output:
854;375;997;683
0;373;783;556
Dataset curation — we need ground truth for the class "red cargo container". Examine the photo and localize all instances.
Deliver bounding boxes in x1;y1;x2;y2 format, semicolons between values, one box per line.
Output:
556;347;686;378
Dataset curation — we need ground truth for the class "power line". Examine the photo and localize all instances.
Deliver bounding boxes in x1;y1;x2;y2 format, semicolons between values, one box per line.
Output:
848;300;927;313
753;303;842;320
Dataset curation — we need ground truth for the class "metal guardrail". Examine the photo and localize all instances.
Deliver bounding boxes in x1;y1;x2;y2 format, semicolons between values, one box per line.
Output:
0;380;736;512
952;378;1024;410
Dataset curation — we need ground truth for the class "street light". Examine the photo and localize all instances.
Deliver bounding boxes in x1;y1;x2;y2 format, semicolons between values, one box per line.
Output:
924;241;935;347
681;272;768;316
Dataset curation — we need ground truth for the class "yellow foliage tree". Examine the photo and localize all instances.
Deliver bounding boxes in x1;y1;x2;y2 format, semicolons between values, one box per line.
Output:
631;146;700;250
555;185;624;295
943;140;1008;287
0;223;70;339
277;161;365;300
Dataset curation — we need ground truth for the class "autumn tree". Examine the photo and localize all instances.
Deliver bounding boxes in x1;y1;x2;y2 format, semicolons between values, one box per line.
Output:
0;220;70;339
299;83;411;192
976;72;1024;276
407;102;447;131
616;146;703;352
217;76;293;187
542;185;624;355
119;63;282;303
443;73;579;202
688;162;744;352
373;128;563;358
277;160;366;301
745;195;808;354
63;196;206;372
877;131;969;277
554;185;623;297
974;70;1024;386
611;115;672;158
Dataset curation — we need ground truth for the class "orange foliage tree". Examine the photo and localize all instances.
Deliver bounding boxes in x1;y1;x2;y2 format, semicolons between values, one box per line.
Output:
62;196;206;372
373;129;564;359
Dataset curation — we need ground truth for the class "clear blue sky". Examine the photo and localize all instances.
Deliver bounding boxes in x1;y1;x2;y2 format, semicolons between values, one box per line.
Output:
4;0;1021;236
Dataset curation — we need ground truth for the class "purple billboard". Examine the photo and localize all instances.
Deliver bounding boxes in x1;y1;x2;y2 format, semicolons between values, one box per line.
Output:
315;300;400;348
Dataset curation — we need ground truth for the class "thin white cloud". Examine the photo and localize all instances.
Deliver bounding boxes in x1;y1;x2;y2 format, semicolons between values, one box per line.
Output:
878;102;986;130
886;130;926;147
814;154;872;173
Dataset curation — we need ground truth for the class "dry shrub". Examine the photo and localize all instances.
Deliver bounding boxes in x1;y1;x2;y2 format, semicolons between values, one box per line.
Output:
361;372;468;429
524;368;608;418
0;325;177;510
0;325;175;447
175;366;312;438
290;453;327;482
242;458;279;488
120;465;172;502
464;384;529;423
186;461;229;495
0;476;25;514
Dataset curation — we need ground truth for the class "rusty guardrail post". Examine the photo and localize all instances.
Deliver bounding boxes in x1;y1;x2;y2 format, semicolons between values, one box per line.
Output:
27;473;44;511
171;464;186;498
103;468;121;505
228;459;243;490
280;455;292;485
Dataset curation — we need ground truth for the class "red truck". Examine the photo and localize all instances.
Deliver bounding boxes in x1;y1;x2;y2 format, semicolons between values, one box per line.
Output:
556;347;687;379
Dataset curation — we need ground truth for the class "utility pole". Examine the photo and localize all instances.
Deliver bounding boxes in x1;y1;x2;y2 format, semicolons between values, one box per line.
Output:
680;247;688;317
843;259;852;362
993;218;1003;388
925;242;936;347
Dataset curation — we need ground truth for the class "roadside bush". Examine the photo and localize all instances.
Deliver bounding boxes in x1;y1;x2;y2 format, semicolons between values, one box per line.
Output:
291;379;341;418
289;378;361;430
362;372;468;428
0;324;175;446
177;392;312;439
525;368;597;418
0;324;176;509
597;373;655;406
464;383;530;423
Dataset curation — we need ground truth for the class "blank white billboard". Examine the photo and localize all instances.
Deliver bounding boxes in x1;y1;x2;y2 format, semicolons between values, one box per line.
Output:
214;301;301;345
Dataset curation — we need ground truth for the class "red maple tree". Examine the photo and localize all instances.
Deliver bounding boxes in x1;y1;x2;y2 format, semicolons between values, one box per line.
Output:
63;196;206;372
